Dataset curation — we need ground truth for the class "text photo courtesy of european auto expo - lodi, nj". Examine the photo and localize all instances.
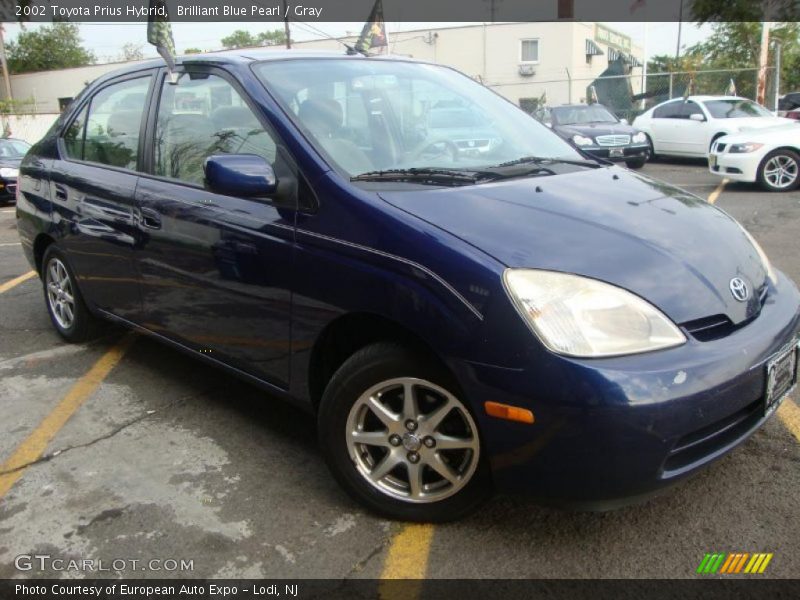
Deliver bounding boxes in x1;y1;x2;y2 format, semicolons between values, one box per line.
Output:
0;0;799;599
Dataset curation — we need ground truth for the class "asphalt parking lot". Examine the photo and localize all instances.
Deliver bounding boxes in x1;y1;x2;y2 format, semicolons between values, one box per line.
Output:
1;160;799;581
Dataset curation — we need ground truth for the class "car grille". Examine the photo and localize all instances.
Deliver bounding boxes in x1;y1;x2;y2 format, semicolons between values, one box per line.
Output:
663;397;763;474
596;134;631;146
681;285;768;342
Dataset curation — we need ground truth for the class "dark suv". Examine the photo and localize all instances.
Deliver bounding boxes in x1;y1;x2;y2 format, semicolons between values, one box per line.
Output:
16;51;800;521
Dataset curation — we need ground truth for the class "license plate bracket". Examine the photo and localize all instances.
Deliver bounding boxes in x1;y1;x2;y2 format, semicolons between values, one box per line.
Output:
609;148;625;158
764;342;799;415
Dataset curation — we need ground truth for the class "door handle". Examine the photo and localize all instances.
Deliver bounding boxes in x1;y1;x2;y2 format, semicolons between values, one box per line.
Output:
138;207;162;230
54;184;67;201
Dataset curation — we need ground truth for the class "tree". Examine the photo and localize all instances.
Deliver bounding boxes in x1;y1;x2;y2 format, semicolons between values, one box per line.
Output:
687;22;800;95
184;47;203;55
7;23;95;74
221;29;287;49
119;43;144;62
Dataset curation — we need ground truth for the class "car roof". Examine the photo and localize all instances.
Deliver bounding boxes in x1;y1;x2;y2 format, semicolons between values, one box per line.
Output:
663;95;746;103
90;49;422;84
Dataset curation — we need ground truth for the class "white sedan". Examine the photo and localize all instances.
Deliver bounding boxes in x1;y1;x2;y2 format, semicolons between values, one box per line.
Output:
633;96;792;158
709;124;800;191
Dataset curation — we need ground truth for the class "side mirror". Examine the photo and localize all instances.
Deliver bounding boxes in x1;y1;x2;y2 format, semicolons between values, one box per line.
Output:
204;154;277;197
620;118;629;125
689;113;706;122
545;122;553;128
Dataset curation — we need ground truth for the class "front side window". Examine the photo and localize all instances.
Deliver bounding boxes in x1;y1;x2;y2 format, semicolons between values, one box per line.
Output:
703;99;772;119
520;39;539;63
63;105;88;160
154;72;280;186
254;59;581;178
680;101;705;119
80;77;150;169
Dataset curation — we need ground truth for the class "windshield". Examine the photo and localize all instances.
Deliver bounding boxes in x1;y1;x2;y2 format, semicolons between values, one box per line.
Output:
552;105;618;125
704;99;772;119
254;59;583;178
0;139;30;159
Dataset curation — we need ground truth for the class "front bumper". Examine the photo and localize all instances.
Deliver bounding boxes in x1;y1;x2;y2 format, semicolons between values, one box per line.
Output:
0;177;17;199
580;143;650;163
708;148;762;183
459;271;800;507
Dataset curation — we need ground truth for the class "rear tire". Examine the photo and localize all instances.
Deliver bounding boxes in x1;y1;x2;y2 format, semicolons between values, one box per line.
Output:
318;342;491;522
41;245;103;343
757;148;800;192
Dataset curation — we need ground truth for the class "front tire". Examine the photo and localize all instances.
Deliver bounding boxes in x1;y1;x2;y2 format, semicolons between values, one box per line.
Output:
42;246;103;343
757;149;800;192
625;158;646;170
318;343;491;522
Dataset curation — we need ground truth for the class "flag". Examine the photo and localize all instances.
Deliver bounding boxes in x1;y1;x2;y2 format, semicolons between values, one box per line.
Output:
683;78;694;101
726;78;737;96
355;0;388;55
539;90;547;108
589;85;598;104
147;0;176;75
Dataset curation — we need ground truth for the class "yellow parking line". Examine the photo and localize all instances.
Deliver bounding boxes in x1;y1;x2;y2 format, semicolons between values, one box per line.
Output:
0;335;135;499
777;398;800;443
0;270;36;294
707;178;728;204
378;523;434;598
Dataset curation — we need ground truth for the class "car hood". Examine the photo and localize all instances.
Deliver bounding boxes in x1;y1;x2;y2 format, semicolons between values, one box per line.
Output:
718;122;800;144
0;157;22;169
379;167;768;326
555;122;638;138
724;116;794;132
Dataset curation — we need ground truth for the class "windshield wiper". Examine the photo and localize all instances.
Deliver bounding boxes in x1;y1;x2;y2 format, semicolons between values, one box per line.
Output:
351;168;481;186
491;156;601;169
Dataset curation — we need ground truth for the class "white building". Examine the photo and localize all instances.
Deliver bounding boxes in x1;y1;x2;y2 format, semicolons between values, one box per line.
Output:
3;22;643;115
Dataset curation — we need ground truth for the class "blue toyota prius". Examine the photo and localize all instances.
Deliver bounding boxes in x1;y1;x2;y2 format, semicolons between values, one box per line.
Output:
15;51;800;521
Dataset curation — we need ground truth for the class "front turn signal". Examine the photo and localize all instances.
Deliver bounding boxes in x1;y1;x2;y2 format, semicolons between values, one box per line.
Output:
484;401;535;424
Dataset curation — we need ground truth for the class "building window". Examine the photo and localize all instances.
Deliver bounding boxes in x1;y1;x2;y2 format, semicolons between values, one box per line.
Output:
519;39;539;63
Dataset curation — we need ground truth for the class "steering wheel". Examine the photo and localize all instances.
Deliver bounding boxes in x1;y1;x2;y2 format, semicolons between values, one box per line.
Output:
409;138;460;163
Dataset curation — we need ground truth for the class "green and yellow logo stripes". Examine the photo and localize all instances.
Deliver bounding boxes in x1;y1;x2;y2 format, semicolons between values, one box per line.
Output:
696;552;773;574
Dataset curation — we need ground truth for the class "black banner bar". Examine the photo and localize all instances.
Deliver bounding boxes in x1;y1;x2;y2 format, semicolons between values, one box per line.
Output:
1;0;798;23
2;579;800;600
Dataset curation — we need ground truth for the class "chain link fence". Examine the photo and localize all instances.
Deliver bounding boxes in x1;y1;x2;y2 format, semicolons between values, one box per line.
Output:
494;66;779;122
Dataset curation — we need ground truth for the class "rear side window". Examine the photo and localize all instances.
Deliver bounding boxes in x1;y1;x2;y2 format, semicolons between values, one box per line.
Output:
153;72;279;186
62;76;151;170
653;101;682;119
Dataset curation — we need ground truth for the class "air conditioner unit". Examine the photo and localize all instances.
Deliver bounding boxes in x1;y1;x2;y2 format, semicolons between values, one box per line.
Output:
518;64;536;77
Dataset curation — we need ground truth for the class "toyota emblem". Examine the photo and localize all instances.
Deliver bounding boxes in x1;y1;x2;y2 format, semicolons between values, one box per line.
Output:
729;277;749;302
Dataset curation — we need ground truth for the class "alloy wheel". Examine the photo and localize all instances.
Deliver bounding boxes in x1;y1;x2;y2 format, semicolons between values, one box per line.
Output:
345;377;480;504
46;258;76;330
763;154;798;189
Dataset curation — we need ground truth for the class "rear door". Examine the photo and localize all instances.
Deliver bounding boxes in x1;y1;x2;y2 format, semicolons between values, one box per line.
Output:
648;100;683;153
51;72;155;319
133;66;298;388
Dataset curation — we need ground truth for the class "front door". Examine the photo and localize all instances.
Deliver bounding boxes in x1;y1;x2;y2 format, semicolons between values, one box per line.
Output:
134;68;297;388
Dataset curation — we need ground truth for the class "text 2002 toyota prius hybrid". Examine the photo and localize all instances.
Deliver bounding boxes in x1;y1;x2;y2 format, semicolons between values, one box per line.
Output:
16;52;800;522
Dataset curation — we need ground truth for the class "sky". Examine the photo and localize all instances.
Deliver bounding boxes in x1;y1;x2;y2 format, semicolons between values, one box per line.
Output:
1;21;712;64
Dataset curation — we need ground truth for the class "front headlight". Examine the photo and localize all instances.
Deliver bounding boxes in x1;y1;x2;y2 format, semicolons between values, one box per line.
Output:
572;135;594;147
632;132;647;143
0;167;18;178
738;225;777;284
503;269;686;357
728;142;763;154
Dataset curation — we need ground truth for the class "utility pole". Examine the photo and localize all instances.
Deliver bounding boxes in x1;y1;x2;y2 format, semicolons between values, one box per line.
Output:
675;0;684;60
282;0;291;49
756;22;770;105
0;24;12;103
773;41;781;111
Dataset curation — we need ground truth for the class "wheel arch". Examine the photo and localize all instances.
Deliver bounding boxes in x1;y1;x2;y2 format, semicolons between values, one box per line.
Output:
308;311;459;411
33;233;56;275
